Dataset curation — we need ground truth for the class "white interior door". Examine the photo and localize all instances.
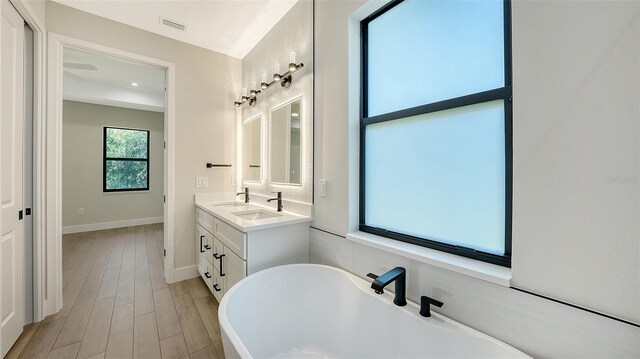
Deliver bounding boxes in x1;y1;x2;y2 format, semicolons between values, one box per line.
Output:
1;0;25;356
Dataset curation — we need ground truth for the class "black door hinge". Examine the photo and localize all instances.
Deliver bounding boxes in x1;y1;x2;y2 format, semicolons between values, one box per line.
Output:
164;141;166;149
163;195;166;203
164;249;166;257
18;210;23;220
25;208;31;215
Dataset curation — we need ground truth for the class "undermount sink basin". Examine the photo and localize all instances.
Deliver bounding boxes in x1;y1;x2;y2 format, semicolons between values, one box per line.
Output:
212;202;246;207
231;209;282;221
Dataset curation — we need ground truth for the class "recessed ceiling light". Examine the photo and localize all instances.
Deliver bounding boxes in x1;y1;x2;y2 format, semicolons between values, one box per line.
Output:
131;82;139;87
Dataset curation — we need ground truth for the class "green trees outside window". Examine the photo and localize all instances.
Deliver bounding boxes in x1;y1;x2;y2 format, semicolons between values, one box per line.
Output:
103;127;150;191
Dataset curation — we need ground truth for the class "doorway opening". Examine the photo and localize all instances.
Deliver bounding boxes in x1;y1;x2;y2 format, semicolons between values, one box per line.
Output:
46;34;177;324
60;46;168;300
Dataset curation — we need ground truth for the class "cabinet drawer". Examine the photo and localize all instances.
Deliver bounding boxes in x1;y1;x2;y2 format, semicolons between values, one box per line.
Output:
211;267;224;302
197;224;213;256
197;208;214;234
214;218;246;259
203;260;214;288
211;237;224;272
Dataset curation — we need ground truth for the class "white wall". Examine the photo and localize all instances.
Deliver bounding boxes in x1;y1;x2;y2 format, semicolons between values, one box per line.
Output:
62;100;164;231
510;0;640;324
312;0;640;357
47;1;241;269
239;0;313;205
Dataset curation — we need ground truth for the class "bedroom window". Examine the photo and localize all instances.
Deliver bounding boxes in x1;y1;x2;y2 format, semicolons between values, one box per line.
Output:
103;127;150;192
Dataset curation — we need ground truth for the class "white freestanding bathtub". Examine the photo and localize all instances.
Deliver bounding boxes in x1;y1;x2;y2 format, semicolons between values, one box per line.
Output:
219;264;530;359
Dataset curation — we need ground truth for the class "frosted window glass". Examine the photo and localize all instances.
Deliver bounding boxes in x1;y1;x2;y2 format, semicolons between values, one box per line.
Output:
364;101;505;255
367;0;505;116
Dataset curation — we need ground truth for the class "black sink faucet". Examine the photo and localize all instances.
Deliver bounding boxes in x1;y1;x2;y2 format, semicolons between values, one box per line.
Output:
367;267;407;306
266;191;283;212
237;187;249;203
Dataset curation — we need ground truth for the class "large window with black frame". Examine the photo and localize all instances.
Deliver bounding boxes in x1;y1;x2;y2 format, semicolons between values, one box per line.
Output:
103;126;150;192
360;0;512;266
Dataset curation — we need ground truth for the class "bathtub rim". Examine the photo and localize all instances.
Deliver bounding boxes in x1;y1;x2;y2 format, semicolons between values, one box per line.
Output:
218;263;531;359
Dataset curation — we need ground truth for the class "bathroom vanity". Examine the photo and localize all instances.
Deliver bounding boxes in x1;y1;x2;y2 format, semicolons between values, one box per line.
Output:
195;196;311;302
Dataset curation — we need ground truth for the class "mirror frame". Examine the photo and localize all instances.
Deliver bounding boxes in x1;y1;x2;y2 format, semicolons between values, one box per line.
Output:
241;113;263;184
268;95;304;187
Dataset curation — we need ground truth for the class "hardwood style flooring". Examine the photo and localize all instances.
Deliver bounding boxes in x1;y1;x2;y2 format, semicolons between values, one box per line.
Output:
6;224;225;359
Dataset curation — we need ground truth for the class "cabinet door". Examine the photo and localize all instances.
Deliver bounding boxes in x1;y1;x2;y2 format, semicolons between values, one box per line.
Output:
196;225;207;276
223;246;246;293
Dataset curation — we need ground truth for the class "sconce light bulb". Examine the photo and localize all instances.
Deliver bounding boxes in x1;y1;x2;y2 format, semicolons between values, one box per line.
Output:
261;71;267;83
261;82;268;90
251;80;257;90
289;50;296;64
273;73;281;82
289;63;297;71
242;87;248;96
234;102;240;107
250;89;256;96
274;63;281;75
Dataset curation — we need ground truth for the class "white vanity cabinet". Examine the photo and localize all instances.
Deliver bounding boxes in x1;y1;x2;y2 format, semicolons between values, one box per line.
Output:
196;206;309;301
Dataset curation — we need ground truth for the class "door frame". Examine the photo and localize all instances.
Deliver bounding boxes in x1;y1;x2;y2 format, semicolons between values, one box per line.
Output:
47;34;177;316
5;0;46;323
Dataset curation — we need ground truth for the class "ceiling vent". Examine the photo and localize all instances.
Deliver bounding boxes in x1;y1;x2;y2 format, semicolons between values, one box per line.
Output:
159;17;187;31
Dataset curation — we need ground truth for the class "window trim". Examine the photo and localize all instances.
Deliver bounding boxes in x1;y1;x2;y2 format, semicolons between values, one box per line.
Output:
103;126;151;192
359;0;513;267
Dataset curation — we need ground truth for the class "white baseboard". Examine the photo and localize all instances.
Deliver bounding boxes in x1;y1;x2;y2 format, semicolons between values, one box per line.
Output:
62;216;164;234
173;265;198;283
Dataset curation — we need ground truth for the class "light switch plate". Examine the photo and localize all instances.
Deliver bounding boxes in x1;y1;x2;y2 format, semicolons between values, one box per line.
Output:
78;208;85;215
319;179;327;197
196;177;209;188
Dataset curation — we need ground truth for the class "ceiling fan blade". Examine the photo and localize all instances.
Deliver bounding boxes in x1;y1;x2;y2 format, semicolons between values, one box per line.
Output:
63;62;97;71
63;70;86;82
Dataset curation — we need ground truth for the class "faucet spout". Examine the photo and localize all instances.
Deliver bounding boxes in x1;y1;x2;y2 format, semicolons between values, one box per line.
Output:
369;267;407;306
266;191;283;212
236;187;249;203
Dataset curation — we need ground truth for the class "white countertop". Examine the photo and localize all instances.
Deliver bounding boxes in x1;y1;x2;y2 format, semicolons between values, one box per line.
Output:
195;199;312;232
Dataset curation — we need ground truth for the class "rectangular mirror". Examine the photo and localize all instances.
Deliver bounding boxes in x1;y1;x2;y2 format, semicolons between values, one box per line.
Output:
242;115;262;182
270;97;302;185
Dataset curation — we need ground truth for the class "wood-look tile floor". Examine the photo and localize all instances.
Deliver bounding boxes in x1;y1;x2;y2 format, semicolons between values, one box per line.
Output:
6;224;225;359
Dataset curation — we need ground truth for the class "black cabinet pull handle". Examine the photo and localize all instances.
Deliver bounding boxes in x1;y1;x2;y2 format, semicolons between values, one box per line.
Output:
213;284;221;292
204;272;211;278
214;253;226;276
199;235;205;253
204;245;211;250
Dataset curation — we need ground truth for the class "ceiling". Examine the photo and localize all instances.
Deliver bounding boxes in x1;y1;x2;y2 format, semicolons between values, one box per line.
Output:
51;0;299;59
63;47;166;112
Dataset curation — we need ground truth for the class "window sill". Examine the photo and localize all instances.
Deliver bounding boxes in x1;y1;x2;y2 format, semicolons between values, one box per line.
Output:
346;231;511;287
103;190;151;195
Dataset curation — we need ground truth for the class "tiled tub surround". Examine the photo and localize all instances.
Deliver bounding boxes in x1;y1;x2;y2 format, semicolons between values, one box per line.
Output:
310;228;640;359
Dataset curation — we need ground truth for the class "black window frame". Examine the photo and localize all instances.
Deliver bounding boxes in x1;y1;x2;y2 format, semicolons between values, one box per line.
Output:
359;0;513;267
103;126;151;192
